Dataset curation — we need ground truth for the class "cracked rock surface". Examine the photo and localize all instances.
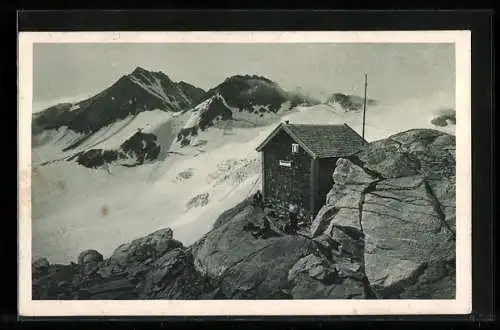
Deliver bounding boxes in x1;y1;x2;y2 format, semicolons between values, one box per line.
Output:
311;128;456;299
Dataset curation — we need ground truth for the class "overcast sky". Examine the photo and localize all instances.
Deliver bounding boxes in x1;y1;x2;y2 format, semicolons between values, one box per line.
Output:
33;43;455;111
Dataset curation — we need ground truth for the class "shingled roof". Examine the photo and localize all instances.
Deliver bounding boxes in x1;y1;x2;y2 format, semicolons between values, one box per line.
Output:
255;122;366;159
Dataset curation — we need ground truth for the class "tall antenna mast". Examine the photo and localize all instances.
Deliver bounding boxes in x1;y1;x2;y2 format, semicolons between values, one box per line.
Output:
362;73;368;143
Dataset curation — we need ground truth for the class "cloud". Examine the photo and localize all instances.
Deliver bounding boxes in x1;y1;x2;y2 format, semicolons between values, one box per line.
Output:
431;108;456;127
32;94;92;113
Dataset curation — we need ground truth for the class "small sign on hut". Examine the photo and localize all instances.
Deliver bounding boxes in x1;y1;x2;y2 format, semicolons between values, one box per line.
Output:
279;160;292;167
255;120;366;216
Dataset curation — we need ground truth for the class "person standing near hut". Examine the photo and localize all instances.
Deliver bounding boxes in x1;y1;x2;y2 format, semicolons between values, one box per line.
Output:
288;201;299;233
253;190;264;209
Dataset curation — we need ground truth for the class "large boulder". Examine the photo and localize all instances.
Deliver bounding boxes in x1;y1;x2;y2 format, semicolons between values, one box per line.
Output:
287;253;365;299
361;175;455;298
77;249;104;277
109;228;183;269
191;201;366;299
32;257;50;277
311;129;456;299
311;158;377;237
217;235;313;299
137;247;213;299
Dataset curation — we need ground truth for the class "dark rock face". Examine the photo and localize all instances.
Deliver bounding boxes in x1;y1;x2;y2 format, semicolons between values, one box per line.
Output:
176;96;233;146
198;97;233;130
203;75;290;113
138;248;213;299
191;205;316;299
186;193;210;210
74;131;162;169
32;201;368;300
73;149;121;168
32;258;50;277
32;228;203;300
33;67;205;135
189;198;367;299
78;249;104;278
311;128;456;299
120;131;161;163
32;128;455;300
176;75;320;142
32;104;73;136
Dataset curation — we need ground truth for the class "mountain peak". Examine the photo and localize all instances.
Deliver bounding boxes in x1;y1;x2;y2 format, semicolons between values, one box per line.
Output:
129;67;170;80
131;66;150;75
225;74;276;85
33;67;205;134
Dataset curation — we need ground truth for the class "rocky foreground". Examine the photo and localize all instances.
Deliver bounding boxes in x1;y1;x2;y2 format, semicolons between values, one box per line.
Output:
32;129;456;300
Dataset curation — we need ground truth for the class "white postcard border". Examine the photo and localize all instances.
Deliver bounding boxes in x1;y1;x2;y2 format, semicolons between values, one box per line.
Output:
18;31;472;317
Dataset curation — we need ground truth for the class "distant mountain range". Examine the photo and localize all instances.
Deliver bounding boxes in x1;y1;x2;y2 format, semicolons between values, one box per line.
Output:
32;67;387;172
32;67;205;135
32;67;323;169
33;69;323;137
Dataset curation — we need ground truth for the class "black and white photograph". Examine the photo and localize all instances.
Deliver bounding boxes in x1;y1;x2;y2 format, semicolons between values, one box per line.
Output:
18;31;472;316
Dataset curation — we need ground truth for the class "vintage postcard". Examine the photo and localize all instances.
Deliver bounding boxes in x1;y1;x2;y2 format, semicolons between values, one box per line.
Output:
18;31;471;317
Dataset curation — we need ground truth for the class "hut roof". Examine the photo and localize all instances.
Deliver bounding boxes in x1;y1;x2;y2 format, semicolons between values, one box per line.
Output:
256;122;366;159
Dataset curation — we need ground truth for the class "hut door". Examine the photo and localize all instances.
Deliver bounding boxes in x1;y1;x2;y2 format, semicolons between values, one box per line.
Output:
269;159;293;202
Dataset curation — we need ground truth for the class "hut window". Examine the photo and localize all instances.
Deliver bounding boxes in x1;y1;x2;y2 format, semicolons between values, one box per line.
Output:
291;143;299;153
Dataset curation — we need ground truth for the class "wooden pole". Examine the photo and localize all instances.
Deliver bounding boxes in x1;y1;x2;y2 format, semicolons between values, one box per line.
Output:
362;73;368;143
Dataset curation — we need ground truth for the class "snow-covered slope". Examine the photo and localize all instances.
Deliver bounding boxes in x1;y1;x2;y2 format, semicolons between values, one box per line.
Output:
33;110;175;165
32;139;263;264
31;67;208;174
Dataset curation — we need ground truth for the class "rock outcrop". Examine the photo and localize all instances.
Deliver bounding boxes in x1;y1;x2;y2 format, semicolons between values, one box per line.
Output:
32;228;201;300
68;130;162;169
310;128;456;299
32;128;456;300
190;196;369;299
